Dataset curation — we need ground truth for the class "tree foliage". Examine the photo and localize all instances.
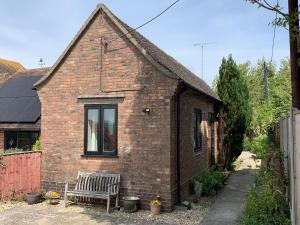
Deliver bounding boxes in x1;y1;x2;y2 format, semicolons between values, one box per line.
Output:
245;0;298;33
242;59;291;137
217;55;251;168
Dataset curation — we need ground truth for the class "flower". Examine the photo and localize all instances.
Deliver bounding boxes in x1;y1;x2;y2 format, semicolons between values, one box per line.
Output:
150;199;161;206
45;191;60;199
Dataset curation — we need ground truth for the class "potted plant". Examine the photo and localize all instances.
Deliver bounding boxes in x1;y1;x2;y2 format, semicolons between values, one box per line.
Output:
45;191;60;205
26;192;42;205
150;199;161;215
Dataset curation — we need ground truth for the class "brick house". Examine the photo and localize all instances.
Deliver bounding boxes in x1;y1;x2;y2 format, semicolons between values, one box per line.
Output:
34;4;223;210
0;68;48;153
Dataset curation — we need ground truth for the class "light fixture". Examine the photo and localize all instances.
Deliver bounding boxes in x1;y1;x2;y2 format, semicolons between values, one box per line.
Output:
142;108;150;114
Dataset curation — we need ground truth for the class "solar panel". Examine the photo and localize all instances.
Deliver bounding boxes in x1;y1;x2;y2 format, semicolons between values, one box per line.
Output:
0;75;42;123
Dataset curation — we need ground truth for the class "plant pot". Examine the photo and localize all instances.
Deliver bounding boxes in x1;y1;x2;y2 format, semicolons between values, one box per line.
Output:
150;204;161;215
48;198;60;205
123;196;140;213
26;192;42;205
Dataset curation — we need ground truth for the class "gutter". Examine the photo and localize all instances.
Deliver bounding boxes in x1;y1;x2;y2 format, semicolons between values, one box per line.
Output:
176;81;186;204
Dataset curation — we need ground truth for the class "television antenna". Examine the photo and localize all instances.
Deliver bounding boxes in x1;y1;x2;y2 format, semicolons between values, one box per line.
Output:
38;58;45;67
193;42;215;79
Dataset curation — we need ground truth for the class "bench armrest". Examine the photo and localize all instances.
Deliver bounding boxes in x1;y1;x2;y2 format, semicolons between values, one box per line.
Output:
107;182;120;195
107;182;120;187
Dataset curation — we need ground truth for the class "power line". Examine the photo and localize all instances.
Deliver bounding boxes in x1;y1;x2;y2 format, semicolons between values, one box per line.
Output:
106;0;181;44
271;0;279;62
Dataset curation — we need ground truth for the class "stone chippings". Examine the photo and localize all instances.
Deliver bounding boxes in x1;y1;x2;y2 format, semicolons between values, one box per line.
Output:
0;197;214;225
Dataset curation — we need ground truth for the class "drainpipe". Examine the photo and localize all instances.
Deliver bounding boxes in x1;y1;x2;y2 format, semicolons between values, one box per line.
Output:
176;82;186;204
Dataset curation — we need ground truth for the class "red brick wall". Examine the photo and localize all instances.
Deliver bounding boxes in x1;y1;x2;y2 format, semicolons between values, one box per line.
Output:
177;90;217;200
37;10;178;210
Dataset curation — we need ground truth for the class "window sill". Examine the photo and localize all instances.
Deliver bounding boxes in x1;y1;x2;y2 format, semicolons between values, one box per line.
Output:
81;154;118;159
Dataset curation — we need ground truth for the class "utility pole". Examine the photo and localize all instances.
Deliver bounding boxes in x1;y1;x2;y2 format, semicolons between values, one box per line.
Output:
288;0;300;109
263;61;269;103
194;42;214;79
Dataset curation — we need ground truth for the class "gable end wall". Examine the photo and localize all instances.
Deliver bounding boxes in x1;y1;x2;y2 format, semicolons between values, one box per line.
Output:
37;10;179;210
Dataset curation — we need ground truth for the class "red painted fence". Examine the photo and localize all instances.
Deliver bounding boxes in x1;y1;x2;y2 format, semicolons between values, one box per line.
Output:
0;151;41;200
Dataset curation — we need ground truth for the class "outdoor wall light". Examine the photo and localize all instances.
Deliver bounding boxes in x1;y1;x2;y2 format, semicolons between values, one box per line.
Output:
142;108;150;114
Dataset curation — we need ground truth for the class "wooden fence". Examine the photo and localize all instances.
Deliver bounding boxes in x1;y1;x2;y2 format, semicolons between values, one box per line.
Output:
279;109;300;225
0;151;41;200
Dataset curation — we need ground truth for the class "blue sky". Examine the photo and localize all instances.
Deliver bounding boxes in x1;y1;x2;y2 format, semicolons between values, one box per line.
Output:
0;0;289;86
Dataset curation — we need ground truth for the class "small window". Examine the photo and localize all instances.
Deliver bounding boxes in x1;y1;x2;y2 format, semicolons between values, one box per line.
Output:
84;105;117;156
193;108;202;152
5;131;39;151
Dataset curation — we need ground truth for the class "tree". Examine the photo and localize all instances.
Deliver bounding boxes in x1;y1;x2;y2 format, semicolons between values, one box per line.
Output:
245;0;300;108
217;55;251;169
242;58;291;137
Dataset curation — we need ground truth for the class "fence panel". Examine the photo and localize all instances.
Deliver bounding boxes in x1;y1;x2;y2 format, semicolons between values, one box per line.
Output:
0;151;41;200
279;110;300;225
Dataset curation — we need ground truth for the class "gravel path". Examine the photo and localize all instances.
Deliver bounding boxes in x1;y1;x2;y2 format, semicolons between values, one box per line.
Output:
0;197;213;225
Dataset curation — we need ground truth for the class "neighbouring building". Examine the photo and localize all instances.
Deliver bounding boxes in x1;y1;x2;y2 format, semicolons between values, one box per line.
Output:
0;68;49;153
34;4;223;210
0;58;25;85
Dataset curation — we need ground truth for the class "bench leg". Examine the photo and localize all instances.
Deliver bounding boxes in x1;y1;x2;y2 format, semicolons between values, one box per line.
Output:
115;195;119;208
64;183;68;208
107;196;110;214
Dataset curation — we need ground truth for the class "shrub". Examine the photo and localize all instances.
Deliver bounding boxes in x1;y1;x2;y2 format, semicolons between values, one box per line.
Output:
193;168;224;196
240;186;291;225
4;148;23;154
240;165;291;225
246;135;274;159
32;139;41;151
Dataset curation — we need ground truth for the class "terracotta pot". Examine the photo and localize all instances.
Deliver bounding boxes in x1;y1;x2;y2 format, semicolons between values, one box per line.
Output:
48;198;60;205
150;204;161;215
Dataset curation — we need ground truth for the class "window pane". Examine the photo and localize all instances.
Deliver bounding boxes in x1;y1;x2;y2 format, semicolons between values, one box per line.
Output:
5;132;17;149
87;109;99;152
194;109;201;151
18;132;32;151
103;108;116;152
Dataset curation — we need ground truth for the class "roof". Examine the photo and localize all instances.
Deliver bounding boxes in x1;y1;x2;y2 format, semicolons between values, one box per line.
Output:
13;67;50;77
34;4;220;102
0;70;45;123
0;58;25;74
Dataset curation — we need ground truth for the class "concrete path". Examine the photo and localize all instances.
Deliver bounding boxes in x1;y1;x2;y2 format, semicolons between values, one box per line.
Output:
201;151;260;225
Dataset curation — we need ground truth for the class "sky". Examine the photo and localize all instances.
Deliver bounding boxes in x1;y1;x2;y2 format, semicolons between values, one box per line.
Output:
0;0;290;86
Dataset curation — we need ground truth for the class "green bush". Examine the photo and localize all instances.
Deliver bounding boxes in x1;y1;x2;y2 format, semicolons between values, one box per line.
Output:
32;138;41;151
193;168;224;196
4;148;23;154
240;186;291;225
245;135;274;159
240;168;291;225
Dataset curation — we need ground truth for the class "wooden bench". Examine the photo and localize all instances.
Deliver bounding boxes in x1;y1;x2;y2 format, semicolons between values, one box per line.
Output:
64;171;120;213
